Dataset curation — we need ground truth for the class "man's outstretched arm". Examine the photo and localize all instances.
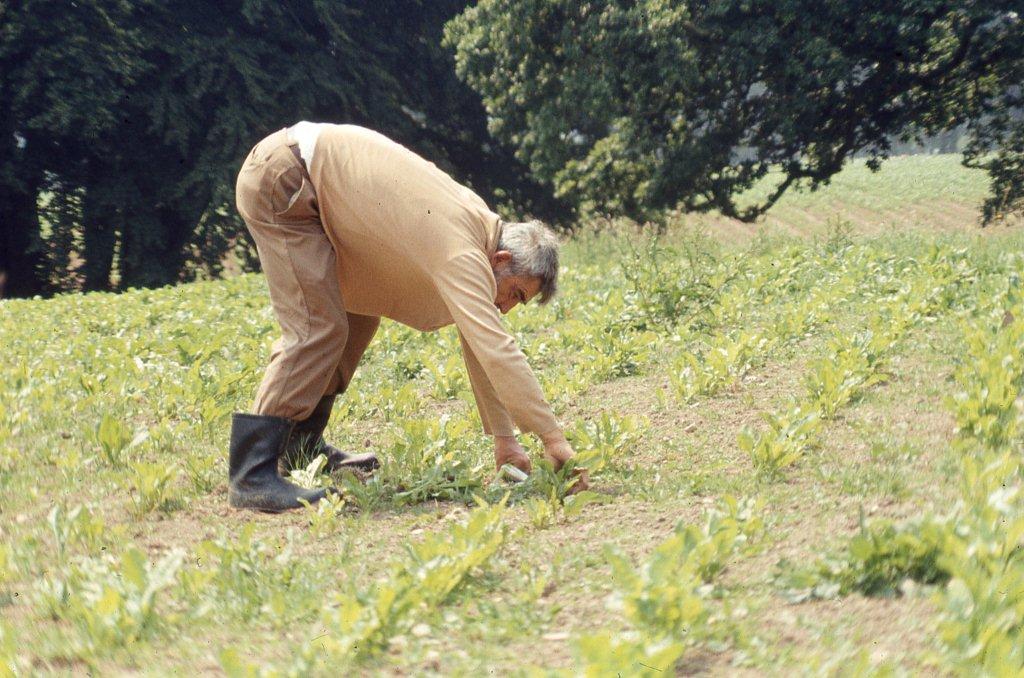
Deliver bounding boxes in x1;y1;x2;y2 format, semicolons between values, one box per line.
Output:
460;332;583;482
436;252;586;486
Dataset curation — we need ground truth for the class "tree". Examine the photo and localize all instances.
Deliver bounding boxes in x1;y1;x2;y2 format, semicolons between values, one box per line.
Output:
964;94;1024;223
445;0;1024;223
0;0;564;298
0;0;145;296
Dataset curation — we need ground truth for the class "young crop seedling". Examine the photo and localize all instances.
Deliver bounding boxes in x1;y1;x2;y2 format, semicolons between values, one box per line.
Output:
301;490;349;538
563;497;763;676
739;403;822;480
268;502;508;673
129;462;182;515
35;547;184;659
48;505;108;565
567;412;647;473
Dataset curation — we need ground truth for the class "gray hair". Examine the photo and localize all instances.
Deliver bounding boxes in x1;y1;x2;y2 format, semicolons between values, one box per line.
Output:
497;219;560;304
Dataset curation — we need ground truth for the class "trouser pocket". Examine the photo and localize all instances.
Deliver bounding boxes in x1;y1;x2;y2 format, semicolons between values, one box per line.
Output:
272;165;318;222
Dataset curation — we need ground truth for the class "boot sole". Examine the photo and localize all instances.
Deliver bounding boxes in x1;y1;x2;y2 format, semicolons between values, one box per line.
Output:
228;492;329;512
330;460;380;473
228;498;294;513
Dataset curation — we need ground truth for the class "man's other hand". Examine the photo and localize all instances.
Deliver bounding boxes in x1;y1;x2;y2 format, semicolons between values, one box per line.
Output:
494;435;532;475
539;430;590;494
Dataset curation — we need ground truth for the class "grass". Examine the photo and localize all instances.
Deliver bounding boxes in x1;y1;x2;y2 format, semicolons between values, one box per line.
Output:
695;153;1000;242
1;154;1023;675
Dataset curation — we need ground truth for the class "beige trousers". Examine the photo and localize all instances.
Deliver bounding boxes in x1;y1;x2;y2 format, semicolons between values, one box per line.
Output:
235;129;379;421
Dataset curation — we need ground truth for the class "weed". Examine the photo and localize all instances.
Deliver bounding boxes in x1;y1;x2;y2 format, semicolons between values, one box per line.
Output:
48;504;107;564
781;516;954;601
93;414;146;467
568;412;646;472
739;403;821;480
287;453;330;489
621;235;721;331
182;452;218;495
284;502;507;670
383;415;485;505
36;547;184;657
129;462;181;515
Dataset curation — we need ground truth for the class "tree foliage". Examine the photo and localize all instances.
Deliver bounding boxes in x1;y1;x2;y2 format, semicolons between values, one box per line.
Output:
445;0;1024;222
964;96;1024;223
0;0;562;298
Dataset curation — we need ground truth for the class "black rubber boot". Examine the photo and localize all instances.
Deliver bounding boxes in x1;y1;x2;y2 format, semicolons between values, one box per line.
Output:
229;413;333;512
280;396;379;474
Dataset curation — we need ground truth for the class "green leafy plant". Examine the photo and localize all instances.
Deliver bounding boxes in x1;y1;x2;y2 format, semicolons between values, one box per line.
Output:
182;452;218;495
421;354;468;400
129;462;181;515
803;338;890;419
619;235;722;331
739;403;821;480
522;487;611;529
36;547;184;657
301;491;348;539
569;633;686;677
947;311;1024;451
670;331;772;403
568;412;646;472
604;537;708;642
937;440;1024;672
92;414;146;467
781;517;954;601
0;616;30;676
180;525;317;628
290;502;507;670
0;544;15;596
381;415;485;505
566;498;761;676
524;493;558;530
48;504;108;565
287;453;330;489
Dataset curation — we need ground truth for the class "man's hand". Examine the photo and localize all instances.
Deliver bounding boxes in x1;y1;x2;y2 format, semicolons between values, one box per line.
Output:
494;435;531;475
539;429;590;494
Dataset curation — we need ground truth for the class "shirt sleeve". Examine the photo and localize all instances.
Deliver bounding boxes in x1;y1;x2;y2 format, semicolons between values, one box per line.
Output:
458;330;516;436
433;251;560;436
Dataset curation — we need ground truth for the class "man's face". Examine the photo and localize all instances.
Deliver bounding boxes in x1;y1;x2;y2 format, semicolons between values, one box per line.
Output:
490;250;542;315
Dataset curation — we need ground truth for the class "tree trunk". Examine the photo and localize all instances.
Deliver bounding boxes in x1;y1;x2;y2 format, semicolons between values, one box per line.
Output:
118;202;202;289
0;175;48;298
80;189;119;293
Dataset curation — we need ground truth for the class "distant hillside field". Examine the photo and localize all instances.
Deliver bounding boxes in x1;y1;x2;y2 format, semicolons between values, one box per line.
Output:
696;153;996;241
2;158;1024;674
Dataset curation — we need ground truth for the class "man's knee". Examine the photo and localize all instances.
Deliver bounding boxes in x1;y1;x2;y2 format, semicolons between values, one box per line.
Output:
307;316;349;364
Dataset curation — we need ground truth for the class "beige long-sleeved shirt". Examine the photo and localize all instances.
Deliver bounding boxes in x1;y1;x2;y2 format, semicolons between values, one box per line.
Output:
303;124;558;437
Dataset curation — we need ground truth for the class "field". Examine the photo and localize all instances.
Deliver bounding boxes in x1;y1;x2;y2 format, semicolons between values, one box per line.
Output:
2;155;1024;676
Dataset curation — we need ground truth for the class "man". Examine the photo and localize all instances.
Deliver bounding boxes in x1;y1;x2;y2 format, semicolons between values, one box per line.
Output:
230;122;586;512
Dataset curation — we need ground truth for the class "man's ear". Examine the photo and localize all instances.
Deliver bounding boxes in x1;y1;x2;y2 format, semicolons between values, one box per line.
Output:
489;250;513;268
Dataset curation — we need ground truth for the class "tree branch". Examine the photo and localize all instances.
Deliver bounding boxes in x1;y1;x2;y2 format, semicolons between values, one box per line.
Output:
913;19;980;87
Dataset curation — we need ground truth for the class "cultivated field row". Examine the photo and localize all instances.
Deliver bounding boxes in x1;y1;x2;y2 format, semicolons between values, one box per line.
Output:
1;227;1022;674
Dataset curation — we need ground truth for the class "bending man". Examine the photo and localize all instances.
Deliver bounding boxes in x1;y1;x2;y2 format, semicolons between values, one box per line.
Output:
229;122;585;511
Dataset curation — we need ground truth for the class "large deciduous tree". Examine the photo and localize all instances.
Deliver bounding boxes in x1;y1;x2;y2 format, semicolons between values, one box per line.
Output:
0;0;563;298
445;0;1024;223
1;0;145;296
